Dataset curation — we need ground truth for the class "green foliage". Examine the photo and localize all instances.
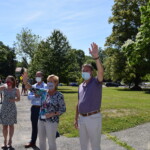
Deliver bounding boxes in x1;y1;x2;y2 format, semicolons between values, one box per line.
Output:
104;48;126;81
28;30;85;83
142;74;150;81
134;1;150;71
121;1;150;87
14;28;40;63
17;57;28;68
103;0;148;87
105;0;148;48
0;41;16;78
98;47;106;63
72;49;85;69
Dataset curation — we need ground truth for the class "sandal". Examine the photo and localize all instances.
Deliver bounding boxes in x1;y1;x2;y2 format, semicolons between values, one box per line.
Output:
1;139;7;149
1;145;7;149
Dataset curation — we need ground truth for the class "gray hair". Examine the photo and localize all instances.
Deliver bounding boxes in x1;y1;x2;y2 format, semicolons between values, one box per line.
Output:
82;64;93;71
36;71;44;76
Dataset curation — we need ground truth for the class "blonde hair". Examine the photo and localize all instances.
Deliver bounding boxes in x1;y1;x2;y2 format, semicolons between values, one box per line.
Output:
47;74;59;86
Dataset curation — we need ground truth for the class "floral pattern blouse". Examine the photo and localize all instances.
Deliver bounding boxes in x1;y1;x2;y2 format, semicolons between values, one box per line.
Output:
37;89;66;123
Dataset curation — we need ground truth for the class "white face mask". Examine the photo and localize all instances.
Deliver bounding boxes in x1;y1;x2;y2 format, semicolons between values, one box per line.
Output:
82;72;91;80
47;82;55;90
36;77;42;83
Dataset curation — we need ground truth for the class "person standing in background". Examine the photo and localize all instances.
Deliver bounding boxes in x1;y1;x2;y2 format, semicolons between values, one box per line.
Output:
24;71;47;148
16;79;19;88
23;73;66;150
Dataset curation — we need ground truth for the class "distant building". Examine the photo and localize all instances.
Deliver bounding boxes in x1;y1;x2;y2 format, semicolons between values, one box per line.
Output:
15;67;27;78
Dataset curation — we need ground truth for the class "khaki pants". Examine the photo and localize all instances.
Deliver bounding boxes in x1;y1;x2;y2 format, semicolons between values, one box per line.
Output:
38;120;58;150
78;113;102;150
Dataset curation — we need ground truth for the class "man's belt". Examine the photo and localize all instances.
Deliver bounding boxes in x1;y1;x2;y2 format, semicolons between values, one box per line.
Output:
79;110;100;117
32;105;41;108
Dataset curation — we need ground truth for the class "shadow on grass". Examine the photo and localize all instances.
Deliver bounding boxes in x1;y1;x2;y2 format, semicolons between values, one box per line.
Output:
116;88;150;94
144;89;150;94
58;88;73;91
59;90;78;94
113;88;133;92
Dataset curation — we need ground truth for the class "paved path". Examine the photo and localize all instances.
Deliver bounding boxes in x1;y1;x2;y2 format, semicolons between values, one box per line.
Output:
0;95;149;150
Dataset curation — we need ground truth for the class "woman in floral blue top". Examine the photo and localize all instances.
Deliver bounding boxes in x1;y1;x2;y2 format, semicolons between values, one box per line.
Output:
23;73;66;150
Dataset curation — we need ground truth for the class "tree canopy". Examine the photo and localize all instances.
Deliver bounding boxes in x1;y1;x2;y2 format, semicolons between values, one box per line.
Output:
14;28;40;66
103;0;149;89
28;30;85;84
122;0;150;89
0;41;16;78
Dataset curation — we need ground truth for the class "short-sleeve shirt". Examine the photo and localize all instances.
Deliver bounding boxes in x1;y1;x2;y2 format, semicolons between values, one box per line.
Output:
78;77;102;114
39;91;66;123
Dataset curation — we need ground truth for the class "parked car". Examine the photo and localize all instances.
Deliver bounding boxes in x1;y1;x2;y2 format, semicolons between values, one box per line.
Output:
105;82;119;87
69;82;78;86
58;83;63;86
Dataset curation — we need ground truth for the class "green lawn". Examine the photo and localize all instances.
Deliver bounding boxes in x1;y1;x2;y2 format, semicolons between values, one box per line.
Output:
58;86;150;137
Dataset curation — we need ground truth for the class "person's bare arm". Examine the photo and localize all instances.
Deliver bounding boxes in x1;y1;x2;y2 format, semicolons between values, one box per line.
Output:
89;42;104;82
74;103;79;129
45;112;59;118
22;72;32;89
0;84;6;91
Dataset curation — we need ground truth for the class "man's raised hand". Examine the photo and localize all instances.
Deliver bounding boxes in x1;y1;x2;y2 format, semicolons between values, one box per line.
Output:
89;42;99;59
22;72;28;84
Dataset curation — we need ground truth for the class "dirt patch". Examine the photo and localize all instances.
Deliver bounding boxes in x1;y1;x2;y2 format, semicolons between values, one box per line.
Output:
102;109;138;117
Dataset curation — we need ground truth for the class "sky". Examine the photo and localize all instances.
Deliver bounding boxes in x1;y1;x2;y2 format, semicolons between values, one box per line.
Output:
0;0;114;56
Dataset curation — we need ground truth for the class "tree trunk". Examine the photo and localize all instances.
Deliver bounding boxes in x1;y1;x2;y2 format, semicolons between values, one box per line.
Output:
131;74;142;91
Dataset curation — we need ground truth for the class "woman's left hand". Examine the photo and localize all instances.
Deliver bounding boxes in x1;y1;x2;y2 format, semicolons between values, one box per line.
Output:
45;112;59;118
45;113;55;118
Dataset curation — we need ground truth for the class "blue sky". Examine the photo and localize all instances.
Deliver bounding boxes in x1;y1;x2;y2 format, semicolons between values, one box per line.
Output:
0;0;114;56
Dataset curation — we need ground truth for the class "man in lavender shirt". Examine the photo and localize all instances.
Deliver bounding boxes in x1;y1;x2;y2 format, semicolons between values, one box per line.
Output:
74;43;104;150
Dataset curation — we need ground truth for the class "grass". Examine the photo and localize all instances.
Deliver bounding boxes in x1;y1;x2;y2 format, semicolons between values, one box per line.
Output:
58;86;150;137
105;133;136;150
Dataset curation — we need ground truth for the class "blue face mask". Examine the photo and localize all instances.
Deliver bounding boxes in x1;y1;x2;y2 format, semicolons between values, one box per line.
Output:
82;72;91;80
47;82;55;90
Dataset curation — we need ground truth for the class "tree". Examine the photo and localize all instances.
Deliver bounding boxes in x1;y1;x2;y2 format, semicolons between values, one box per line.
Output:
104;48;127;82
28;30;80;84
0;41;16;78
103;0;148;86
66;49;81;82
105;0;148;48
16;58;28;68
14;28;40;66
73;49;85;69
28;40;53;79
98;47;106;63
135;1;150;70
122;1;150;90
